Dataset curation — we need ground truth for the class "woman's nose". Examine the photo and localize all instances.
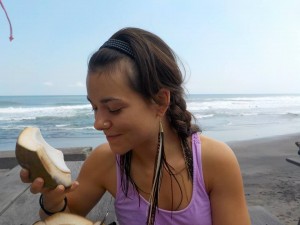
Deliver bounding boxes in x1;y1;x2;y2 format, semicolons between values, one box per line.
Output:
94;112;110;131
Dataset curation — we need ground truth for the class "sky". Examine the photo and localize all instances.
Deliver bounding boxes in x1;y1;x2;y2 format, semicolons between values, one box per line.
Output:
0;0;300;96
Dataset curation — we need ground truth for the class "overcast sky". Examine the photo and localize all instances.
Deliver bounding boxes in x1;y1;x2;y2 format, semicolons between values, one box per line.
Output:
1;0;300;96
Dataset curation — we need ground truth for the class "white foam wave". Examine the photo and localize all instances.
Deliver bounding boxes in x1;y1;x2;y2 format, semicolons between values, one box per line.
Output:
195;114;215;119
0;104;92;121
55;124;70;127
60;126;95;130
187;95;300;115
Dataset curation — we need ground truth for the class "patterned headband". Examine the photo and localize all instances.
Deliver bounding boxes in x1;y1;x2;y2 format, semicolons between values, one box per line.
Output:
99;39;134;58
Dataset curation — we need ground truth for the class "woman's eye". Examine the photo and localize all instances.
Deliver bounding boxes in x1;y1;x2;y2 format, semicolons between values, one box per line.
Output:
109;108;121;113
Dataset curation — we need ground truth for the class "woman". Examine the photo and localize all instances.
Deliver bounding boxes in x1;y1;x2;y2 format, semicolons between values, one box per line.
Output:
21;27;251;225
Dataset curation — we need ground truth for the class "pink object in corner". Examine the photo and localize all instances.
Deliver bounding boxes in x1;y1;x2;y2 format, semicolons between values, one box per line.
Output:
0;0;14;41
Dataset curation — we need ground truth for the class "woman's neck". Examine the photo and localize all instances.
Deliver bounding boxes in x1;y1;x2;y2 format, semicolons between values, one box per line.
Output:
131;126;184;171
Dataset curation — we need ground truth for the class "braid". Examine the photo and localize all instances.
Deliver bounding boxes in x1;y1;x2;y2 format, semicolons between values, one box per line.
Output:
167;94;192;138
167;93;200;180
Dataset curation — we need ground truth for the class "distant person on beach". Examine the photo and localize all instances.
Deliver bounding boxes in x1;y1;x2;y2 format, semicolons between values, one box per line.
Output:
20;27;251;225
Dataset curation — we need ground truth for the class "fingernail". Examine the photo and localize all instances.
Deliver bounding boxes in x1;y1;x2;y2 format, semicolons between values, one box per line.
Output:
58;185;65;191
36;178;43;184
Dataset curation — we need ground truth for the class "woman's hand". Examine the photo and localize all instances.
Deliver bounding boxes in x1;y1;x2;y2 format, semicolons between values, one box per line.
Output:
20;168;79;216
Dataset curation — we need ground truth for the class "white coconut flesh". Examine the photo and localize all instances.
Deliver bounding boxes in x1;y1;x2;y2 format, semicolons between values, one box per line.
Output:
19;127;70;173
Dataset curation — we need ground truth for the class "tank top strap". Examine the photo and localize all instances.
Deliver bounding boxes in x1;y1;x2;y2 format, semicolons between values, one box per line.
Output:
115;154;122;197
191;133;207;195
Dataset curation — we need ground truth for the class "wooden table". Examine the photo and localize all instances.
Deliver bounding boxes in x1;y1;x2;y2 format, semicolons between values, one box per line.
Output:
0;161;283;225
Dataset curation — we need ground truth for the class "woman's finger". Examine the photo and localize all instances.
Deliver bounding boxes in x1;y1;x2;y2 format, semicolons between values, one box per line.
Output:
30;177;44;194
19;168;30;183
66;180;79;193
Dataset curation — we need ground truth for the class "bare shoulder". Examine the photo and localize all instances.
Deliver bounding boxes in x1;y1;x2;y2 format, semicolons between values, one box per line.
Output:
198;136;251;224
78;142;116;188
199;134;241;191
85;142;115;167
200;134;236;163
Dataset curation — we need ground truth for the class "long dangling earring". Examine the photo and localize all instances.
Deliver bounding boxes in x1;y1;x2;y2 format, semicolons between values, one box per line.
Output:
147;120;164;225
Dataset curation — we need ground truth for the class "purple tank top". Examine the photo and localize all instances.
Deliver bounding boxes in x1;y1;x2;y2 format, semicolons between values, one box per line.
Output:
114;133;212;225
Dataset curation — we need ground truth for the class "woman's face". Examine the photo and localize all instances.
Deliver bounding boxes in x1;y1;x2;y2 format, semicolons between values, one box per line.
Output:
86;66;160;155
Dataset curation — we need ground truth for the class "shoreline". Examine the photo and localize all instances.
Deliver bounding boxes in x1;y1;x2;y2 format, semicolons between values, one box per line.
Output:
0;133;299;224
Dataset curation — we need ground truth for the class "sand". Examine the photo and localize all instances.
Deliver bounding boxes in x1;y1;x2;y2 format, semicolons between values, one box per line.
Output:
1;133;299;224
228;133;300;225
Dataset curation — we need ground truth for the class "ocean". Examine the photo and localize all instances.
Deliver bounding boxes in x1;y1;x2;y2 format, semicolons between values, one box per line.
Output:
0;94;300;151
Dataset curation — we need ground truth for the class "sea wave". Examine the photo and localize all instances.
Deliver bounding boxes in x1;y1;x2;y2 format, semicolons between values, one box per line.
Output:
0;104;93;121
187;95;300;112
1;94;300;148
0;104;91;113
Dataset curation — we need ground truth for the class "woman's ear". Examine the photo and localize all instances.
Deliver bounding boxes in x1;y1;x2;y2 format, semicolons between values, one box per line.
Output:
155;88;170;116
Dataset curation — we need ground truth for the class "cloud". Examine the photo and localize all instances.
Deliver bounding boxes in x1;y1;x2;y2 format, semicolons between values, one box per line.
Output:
43;81;53;86
68;82;85;88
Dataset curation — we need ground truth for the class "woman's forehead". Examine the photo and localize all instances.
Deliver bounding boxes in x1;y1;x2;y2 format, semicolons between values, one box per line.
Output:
88;57;134;76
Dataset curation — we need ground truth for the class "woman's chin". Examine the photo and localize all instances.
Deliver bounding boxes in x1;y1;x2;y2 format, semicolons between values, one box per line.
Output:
108;143;130;155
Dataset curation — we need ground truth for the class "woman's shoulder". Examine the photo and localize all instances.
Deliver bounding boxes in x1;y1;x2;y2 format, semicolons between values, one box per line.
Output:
198;134;241;191
78;143;116;184
85;142;116;169
90;142;114;157
198;134;233;158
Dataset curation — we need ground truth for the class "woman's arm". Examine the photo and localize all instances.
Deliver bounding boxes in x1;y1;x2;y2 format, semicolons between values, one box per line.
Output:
201;135;251;225
66;143;116;216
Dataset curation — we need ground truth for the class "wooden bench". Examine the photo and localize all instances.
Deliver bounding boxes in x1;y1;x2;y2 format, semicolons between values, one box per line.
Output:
286;142;300;224
0;161;283;225
296;141;300;152
286;141;300;169
286;156;300;166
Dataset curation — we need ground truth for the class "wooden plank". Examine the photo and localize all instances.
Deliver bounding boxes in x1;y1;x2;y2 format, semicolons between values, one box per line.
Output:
0;165;30;216
286;157;300;167
0;161;117;225
249;206;283;225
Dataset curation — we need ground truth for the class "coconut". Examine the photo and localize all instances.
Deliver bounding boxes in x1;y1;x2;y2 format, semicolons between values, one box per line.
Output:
15;127;72;188
32;212;100;225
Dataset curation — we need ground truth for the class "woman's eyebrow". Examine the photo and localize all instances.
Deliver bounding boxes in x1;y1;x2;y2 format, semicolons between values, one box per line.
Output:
100;97;120;103
86;96;120;104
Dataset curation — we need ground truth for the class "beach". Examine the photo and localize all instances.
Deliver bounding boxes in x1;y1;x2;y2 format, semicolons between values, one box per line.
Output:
228;132;300;225
1;133;299;224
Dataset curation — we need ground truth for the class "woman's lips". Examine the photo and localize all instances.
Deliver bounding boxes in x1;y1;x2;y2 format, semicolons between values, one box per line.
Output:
105;134;121;142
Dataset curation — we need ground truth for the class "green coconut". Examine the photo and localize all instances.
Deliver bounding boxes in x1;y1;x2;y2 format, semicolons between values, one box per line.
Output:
15;127;72;189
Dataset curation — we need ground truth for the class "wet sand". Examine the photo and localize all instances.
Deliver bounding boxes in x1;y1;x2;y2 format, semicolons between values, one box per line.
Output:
228;133;300;225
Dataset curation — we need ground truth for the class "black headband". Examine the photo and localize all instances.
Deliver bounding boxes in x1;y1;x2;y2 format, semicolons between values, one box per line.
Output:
99;39;134;58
